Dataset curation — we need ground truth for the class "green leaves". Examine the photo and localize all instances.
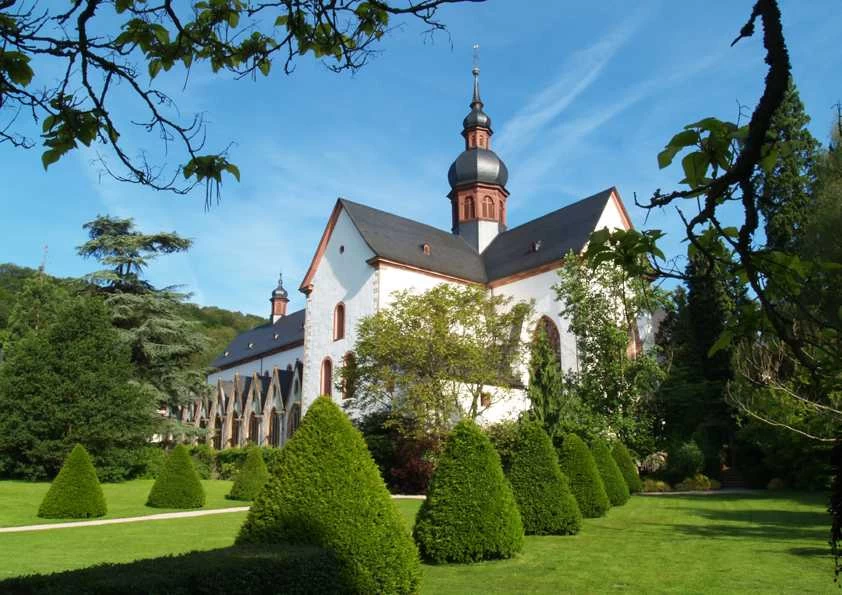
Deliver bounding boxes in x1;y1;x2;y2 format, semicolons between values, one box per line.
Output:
183;155;240;184
40;97;111;170
0;50;34;86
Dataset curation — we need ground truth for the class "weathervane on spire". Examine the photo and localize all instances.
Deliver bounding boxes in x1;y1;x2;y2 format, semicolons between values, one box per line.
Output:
471;43;482;107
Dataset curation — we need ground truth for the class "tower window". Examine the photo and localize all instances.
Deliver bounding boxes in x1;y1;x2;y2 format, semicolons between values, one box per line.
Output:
464;196;475;220
482;196;495;219
333;303;345;341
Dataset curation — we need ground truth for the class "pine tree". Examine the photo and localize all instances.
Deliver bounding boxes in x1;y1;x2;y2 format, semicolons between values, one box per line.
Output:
237;397;420;594
528;327;565;436
414;419;523;563
77;216;207;410
754;78;821;252
0;295;157;481
38;444;107;519
506;420;581;535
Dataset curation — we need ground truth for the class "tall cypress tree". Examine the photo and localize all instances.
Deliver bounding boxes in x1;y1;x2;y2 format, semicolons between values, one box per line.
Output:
754;78;820;252
528;328;564;436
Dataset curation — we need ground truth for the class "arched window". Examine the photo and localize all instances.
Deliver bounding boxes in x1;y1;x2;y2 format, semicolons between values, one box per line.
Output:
230;415;240;447
464;196;475;219
321;357;333;397
499;199;505;223
534;316;562;366
482;196;495;219
268;408;281;447
213;416;222;450
248;412;260;445
342;352;357;400
288;403;301;437
333;303;345;341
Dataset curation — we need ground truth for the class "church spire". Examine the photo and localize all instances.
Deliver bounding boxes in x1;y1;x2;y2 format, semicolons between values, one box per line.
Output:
270;271;289;322
447;50;510;252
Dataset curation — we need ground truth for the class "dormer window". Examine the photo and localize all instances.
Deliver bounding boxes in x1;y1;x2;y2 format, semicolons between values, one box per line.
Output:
531;240;542;253
248;342;254;349
224;351;230;357
422;243;431;256
273;333;279;340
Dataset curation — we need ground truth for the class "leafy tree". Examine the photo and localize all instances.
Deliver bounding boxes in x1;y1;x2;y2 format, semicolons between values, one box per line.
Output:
590;439;629;506
226;448;269;501
146;444;206;509
0;293;157;481
611;441;642;493
38;444;107;519
414;419;523;563
0;1;472;204
345;285;531;438
505;420;581;535
78;216;207;410
238;397;420;594
556;433;610;518
754;79;820;252
554;252;665;451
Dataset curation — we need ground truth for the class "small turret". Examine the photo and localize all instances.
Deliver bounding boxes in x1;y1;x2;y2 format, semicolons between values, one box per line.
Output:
270;272;289;322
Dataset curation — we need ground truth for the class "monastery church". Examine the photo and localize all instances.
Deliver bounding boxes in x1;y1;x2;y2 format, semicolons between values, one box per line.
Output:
194;67;635;449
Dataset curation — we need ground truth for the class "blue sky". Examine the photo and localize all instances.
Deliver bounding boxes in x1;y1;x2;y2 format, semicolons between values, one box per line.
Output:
1;0;840;317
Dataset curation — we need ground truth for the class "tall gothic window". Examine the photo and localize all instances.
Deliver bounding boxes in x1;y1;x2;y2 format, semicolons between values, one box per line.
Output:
321;357;333;397
464;196;475;219
482;196;495;219
333;303;345;341
288;403;301;437
535;316;562;366
268;408;281;447
213;416;222;450
248;412;260;445
230;415;240;447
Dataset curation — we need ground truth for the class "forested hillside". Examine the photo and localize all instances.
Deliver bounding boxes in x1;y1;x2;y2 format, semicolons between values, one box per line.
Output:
0;263;263;369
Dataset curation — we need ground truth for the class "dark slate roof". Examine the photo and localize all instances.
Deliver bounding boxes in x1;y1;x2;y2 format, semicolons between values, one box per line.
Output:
484;188;614;282
340;199;488;283
210;308;305;370
448;148;509;189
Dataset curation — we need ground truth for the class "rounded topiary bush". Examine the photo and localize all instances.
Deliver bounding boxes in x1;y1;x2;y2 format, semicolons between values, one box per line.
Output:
237;397;420;594
506;420;581;535
38;444;106;519
146;444;205;509
556;434;610;518
414;419;523;563
611;441;643;493
226;448;269;501
591;439;630;506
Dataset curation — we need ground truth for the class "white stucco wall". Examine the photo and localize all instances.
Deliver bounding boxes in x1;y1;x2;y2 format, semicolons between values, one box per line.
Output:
302;208;378;408
206;344;304;385
377;263;464;309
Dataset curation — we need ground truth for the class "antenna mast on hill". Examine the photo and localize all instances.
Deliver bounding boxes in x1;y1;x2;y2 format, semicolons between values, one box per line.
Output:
38;244;48;274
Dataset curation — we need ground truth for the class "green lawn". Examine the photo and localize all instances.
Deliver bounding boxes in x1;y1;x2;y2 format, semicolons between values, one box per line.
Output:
0;479;237;527
1;491;833;593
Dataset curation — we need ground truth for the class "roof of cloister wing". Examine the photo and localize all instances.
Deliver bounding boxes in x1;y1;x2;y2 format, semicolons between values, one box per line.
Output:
210;308;305;370
299;186;631;292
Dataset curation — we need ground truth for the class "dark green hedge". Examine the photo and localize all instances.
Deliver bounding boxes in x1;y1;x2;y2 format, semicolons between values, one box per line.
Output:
414;419;523;563
556;434;610;518
611;441;642;493
591;439;630;506
506;420;581;535
226;448;269;501
38;444;106;519
146;444;205;509
237;397;420;594
0;545;345;594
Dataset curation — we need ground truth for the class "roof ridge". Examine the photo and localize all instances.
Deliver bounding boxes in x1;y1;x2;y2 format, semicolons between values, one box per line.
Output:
496;187;614;237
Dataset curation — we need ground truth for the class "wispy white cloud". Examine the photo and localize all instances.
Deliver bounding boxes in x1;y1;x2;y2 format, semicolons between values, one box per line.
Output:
494;15;649;159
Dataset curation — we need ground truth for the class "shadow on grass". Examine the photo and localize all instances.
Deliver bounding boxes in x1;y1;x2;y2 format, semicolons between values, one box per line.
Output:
787;546;832;558
664;522;825;542
689;508;829;528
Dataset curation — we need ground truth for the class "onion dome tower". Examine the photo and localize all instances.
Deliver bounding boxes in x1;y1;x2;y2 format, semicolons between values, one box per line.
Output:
448;62;510;253
270;272;289;322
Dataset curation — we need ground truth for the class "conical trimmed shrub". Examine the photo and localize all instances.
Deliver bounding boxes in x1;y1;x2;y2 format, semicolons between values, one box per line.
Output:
591;439;630;506
237;397;420;594
612;441;643;493
556;434;610;518
414;419;523;563
146;444;205;509
226;448;269;501
506;420;581;535
38;444;106;519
